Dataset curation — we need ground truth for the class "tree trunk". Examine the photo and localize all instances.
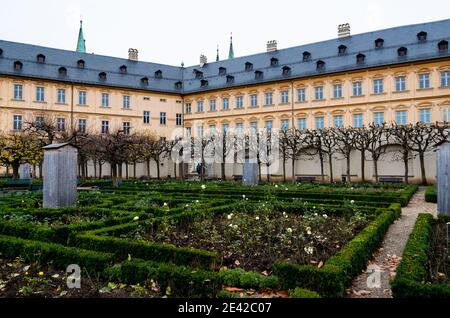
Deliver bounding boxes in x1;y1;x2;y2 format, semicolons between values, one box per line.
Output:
99;163;103;179
374;158;379;183
146;159;151;178
111;163;119;188
93;160;98;179
328;154;333;182
360;150;365;182
419;152;427;185
403;152;409;184
125;162;129;179
156;159;161;180
32;165;37;179
85;162;88;178
282;155;286;183
12;163;20;179
319;152;325;182
221;162;226;181
118;163;123;179
258;162;262;182
173;163;177;179
292;158;296;183
133;161;137;179
346;153;351;184
266;164;270;183
6;165;9;178
39;162;43;179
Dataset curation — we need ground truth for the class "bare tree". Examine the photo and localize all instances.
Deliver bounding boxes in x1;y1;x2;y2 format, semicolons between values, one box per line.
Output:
334;127;357;183
285;129;309;183
364;123;391;183
319;128;338;182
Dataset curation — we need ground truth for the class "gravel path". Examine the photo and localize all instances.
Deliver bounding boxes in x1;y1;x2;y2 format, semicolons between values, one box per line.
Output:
346;187;437;298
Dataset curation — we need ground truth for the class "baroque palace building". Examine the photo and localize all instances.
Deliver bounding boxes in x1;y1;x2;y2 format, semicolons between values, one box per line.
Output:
1;19;450;182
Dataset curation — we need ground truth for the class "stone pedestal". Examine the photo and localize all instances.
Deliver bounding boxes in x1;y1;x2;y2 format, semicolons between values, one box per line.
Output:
437;141;450;216
42;143;78;209
243;161;259;186
19;163;31;179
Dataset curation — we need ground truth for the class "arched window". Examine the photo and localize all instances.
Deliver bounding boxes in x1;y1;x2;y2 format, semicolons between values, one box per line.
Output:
155;70;162;79
316;60;325;71
141;77;149;85
175;81;183;90
58;67;67;77
194;69;203;79
375;38;384;49
119;65;127;74
338;45;347;55
77;59;85;69
270;57;279;67
282;66;291;76
356;53;366;64
219;67;227;76
245;62;253;71
226;75;234;84
255;70;263;80
98;72;107;80
417;31;427;42
200;79;208;88
438;40;449;52
398;47;408;57
13;61;23;71
303;51;311;61
37;54;46;63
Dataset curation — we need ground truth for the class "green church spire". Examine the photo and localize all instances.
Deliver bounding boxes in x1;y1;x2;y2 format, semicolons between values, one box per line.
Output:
228;33;234;59
76;20;86;53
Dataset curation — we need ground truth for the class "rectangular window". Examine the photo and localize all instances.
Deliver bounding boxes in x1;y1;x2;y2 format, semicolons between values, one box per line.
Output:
250;95;258;107
419;109;431;124
441;71;450;87
123;122;131;135
443;108;450;122
353;82;363;96
315;117;324;130
281;90;289;104
333;84;342;98
13;84;23;100
79;91;87;105
395;111;407;125
197;101;203;112
333;115;343;128
236;96;244;109
36;86;45;102
209;99;216;111
209;125;216;135
353;113;363;128
176;113;183;126
297;118;307;131
297;88;306;102
265;120;273;132
222;124;229;133
185;127;192;137
13;115;22;131
395;76;407;92
315;86;324;100
160;112;167;125
419;74;430;89
57;89;66;104
373;79;384;94
236;123;244;134
197;126;204;137
101;93;109;107
143;111;150;124
222;98;229;110
185;103;192;114
78;119;87;133
36;116;44;125
57;118;66;132
281;119;289;131
250;122;258;133
374;112;385;126
123;96;130;109
101;121;109;134
265;92;273;105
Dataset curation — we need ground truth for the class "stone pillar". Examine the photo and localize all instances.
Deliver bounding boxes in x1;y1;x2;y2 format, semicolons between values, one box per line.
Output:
437;141;450;216
42;143;78;209
243;161;259;186
19;163;31;179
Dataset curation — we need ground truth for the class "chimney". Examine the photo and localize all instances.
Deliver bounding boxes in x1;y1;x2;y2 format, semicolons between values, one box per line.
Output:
128;48;139;61
200;54;208;67
267;40;277;53
338;23;351;38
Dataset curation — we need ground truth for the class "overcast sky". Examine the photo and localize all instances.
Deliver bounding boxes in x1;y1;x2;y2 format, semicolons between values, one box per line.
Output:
1;0;449;66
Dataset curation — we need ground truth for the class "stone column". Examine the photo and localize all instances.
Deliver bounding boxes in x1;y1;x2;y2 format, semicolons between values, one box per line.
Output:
42;143;78;209
437;141;450;216
243;161;259;186
19;163;31;179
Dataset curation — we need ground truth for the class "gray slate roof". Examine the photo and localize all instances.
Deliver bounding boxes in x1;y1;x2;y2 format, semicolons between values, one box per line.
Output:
1;18;450;95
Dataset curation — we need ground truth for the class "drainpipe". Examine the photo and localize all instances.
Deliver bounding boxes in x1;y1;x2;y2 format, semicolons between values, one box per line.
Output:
291;81;295;128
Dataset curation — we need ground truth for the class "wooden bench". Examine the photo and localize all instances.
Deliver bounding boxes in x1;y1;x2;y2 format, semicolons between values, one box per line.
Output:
296;176;317;183
233;175;243;181
4;179;32;190
379;176;404;184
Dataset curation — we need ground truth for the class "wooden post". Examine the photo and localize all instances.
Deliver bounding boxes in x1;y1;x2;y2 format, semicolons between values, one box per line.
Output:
19;163;31;179
437;141;450;216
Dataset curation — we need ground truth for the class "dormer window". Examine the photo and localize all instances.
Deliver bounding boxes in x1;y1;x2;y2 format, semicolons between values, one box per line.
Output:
13;61;23;71
356;53;366;64
141;77;149;85
226;75;234;84
119;65;127;74
155;70;163;79
245;62;253;71
438;40;449;52
77;59;85;69
303;51;311;62
417;31;428;42
398;47;407;57
0;49;3;57
99;72;107;80
194;69;203;79
175;81;183;90
338;45;347;55
375;38;384;49
200;80;208;88
255;70;263;80
219;67;227;76
282;66;291;76
58;67;67;77
37;54;46;63
270;57;279;67
316;60;325;71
